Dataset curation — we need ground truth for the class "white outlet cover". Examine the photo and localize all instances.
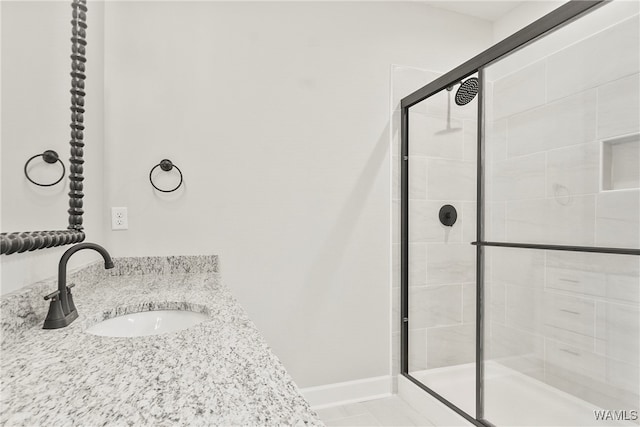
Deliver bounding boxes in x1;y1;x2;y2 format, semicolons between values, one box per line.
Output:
111;207;128;230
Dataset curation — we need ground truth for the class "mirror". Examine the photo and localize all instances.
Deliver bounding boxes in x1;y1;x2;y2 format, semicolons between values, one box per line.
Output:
0;0;87;255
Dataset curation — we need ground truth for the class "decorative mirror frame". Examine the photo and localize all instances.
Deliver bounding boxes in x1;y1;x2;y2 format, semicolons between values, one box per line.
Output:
0;0;87;255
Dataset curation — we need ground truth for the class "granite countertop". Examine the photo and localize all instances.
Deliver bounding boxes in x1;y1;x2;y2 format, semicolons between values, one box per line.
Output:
0;256;322;426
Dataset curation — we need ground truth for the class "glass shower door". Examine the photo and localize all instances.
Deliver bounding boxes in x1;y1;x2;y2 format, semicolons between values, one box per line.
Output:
405;74;479;418
483;3;640;425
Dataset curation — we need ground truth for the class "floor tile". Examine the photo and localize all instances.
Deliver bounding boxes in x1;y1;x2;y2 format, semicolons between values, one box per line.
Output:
318;396;436;427
324;413;381;426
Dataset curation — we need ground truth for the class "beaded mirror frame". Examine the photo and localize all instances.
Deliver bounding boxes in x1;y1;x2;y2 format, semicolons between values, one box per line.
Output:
1;0;87;255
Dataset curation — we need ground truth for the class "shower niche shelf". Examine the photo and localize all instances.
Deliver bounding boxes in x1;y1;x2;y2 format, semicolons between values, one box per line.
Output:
601;134;640;191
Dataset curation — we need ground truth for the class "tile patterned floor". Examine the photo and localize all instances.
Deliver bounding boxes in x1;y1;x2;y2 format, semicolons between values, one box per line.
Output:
315;396;436;426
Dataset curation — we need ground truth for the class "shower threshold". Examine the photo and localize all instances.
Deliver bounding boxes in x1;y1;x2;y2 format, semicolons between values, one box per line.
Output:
403;361;636;427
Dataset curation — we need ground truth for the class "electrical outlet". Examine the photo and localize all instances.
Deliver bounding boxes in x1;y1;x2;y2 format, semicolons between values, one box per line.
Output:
111;207;128;230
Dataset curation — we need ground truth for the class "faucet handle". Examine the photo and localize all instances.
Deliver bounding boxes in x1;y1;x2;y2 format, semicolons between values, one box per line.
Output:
67;283;76;290
44;290;61;301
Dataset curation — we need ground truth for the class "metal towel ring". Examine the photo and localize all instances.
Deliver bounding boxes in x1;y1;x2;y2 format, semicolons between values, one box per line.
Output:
24;150;66;187
149;159;183;193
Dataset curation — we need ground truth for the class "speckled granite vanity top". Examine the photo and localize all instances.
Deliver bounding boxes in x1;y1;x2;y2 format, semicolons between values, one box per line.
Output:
0;256;322;426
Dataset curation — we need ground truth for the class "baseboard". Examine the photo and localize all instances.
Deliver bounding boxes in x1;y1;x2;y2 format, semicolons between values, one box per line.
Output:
300;375;393;409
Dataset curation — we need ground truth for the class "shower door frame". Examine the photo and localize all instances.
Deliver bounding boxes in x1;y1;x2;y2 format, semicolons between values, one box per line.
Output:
399;1;624;426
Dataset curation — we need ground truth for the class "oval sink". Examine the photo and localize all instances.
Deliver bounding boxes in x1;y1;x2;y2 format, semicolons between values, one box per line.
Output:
86;310;209;337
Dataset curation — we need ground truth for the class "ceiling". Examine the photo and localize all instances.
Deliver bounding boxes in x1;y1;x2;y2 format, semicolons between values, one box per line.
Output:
422;1;524;22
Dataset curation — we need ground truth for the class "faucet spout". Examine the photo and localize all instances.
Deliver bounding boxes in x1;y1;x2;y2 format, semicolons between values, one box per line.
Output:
43;242;114;329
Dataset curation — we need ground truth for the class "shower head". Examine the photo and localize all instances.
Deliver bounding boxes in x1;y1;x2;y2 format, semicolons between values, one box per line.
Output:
454;77;479;106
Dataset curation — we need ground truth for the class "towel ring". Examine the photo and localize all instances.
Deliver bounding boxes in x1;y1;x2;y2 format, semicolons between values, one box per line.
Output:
149;159;183;193
24;150;66;187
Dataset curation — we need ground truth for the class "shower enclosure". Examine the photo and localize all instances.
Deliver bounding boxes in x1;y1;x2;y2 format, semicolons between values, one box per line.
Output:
400;1;640;426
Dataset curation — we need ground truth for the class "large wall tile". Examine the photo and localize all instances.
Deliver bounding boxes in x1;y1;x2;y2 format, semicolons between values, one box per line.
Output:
544;338;639;410
426;159;476;201
507;90;597;157
546;263;605;298
545;340;606;383
491;247;545;288
546;142;600;197
491;59;546;119
547;16;640;102
505;195;596;246
408;328;428;371
596;190;640;249
463;120;478;162
408;285;462;329
426;323;475;369
505;285;543;333
489;153;546;201
485;201;506;241
426;243;475;285
546;251;639;303
606;267;640;304
408;243;427;286
543;323;595;354
408;156;427;200
486;119;507;162
408;200;431;242
545;363;637;411
409;112;464;159
596;302;639;365
606;357;640;399
486;322;544;371
543;291;596;350
487;282;506;323
463;283;476;324
462;202;476;243
485;332;544;384
598;73;640;139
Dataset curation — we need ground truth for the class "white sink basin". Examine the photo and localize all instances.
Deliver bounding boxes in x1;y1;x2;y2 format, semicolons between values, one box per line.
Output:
86;310;209;337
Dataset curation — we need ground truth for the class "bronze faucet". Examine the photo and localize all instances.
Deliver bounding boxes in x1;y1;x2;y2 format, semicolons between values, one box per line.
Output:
43;243;114;329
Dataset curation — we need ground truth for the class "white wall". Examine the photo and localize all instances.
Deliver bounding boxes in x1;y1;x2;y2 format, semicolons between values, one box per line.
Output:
0;0;106;295
492;0;566;43
103;1;492;388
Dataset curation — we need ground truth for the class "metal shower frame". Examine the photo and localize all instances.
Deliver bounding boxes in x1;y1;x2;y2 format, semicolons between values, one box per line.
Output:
399;1;640;426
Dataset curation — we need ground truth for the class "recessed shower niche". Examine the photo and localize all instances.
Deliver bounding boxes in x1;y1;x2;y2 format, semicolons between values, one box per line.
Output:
602;134;640;191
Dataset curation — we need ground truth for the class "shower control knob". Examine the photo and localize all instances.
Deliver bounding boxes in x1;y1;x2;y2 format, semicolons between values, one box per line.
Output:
439;205;457;227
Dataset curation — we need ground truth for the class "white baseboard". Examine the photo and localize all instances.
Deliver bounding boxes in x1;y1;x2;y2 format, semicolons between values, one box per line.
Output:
300;375;393;409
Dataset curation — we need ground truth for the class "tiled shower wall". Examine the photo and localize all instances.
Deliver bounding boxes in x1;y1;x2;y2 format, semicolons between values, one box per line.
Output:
405;82;478;374
484;14;640;410
392;12;639;412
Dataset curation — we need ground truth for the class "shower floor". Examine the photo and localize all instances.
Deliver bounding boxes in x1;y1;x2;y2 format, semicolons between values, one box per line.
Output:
409;361;637;426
